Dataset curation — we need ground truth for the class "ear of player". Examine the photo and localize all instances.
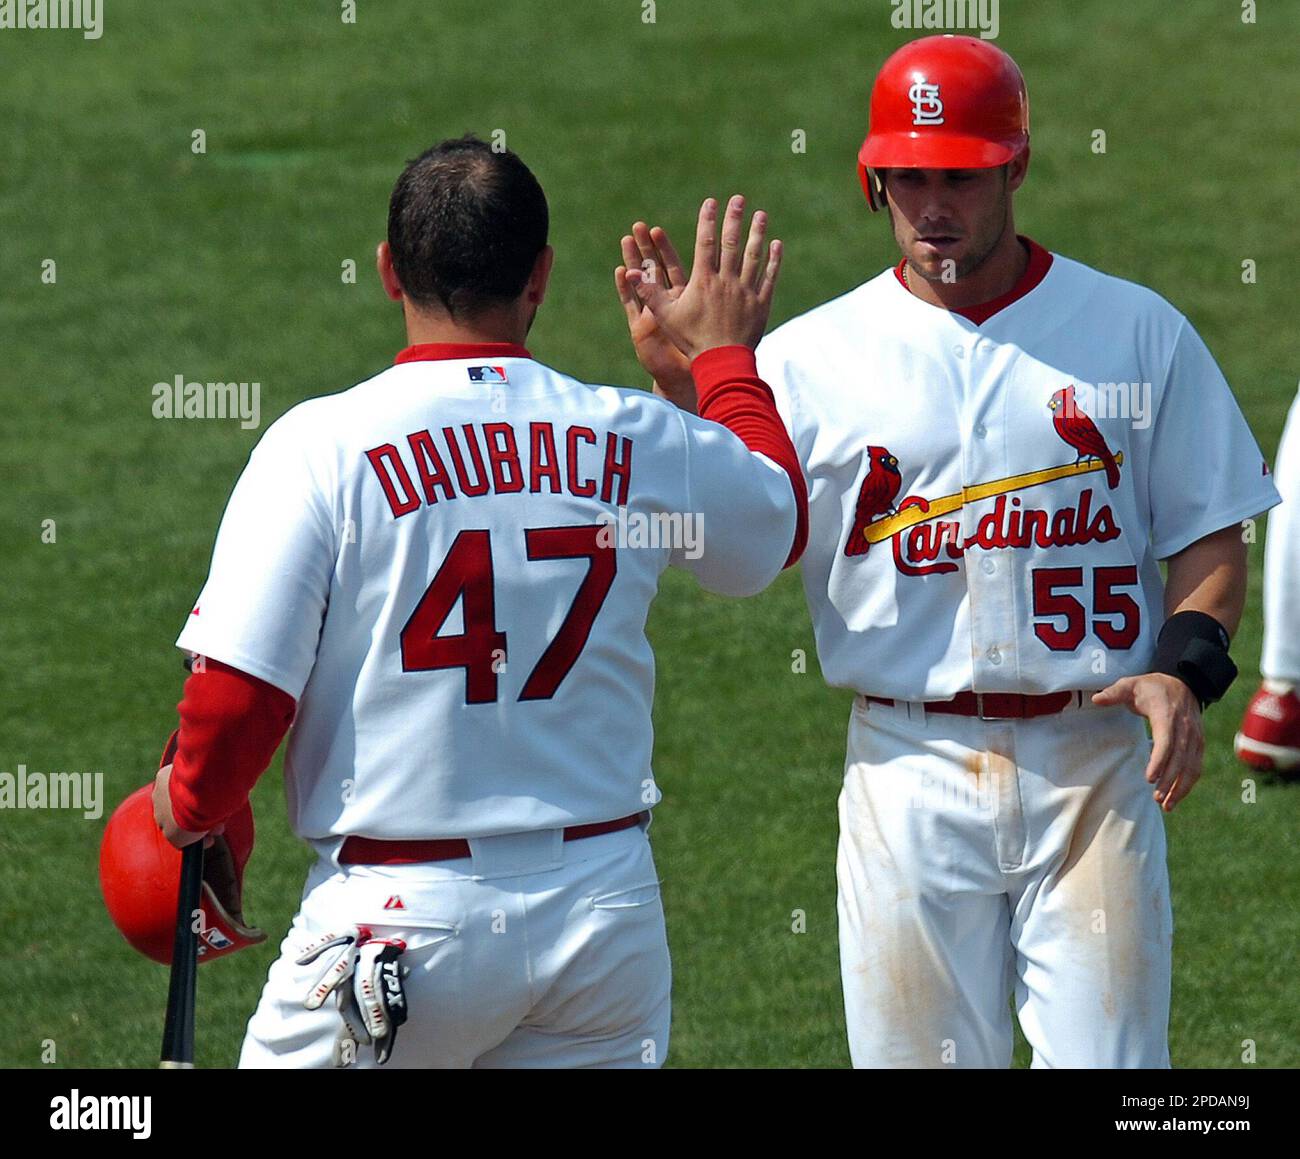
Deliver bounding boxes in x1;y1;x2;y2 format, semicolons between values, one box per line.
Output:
858;34;1030;210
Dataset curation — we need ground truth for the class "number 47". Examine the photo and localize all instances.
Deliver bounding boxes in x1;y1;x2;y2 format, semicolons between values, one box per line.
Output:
1031;565;1140;651
399;526;616;704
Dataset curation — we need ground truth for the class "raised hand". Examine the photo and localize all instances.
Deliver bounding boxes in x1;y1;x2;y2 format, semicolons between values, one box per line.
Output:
622;195;782;362
615;222;692;398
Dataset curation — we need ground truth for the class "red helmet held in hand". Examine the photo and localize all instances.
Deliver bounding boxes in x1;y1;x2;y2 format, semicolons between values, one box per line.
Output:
99;782;265;964
858;35;1029;210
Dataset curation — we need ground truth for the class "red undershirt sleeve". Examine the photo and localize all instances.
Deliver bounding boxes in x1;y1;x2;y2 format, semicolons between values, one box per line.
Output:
690;345;809;568
166;658;297;833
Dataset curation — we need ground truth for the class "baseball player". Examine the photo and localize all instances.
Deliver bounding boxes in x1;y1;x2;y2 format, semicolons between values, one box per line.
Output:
620;36;1280;1068
148;135;807;1068
1235;384;1300;775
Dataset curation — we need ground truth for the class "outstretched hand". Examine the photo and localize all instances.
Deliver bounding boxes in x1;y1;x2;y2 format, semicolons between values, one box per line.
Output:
1092;673;1204;811
619;195;782;362
615;222;692;402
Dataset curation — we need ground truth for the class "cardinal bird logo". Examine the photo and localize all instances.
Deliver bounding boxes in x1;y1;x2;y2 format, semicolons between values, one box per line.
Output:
1048;385;1120;489
845;445;902;557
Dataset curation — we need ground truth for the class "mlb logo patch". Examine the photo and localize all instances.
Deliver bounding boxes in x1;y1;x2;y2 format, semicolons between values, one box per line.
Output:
203;928;234;950
468;366;508;384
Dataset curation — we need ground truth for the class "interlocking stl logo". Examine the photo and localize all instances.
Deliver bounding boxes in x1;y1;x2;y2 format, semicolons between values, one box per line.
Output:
909;80;944;125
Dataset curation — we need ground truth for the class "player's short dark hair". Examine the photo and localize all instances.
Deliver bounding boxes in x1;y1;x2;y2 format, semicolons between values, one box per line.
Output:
387;135;549;318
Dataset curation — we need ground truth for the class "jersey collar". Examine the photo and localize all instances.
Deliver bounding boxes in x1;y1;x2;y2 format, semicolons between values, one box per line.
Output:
395;341;532;364
893;236;1053;325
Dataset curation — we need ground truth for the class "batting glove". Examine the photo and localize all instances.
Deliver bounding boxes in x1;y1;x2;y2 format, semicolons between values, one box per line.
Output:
296;926;409;1066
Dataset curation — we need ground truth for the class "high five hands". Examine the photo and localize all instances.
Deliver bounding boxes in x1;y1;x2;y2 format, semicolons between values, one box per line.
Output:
615;195;781;412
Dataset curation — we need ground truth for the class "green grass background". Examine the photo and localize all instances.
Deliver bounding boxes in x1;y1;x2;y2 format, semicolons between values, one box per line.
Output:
1;0;1296;1068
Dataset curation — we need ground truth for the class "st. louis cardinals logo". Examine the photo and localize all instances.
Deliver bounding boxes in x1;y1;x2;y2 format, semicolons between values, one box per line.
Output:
908;80;944;125
844;384;1126;571
1048;384;1120;489
845;446;901;557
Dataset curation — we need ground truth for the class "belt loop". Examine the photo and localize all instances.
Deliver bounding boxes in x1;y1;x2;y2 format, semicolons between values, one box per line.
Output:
908;700;927;726
314;836;346;872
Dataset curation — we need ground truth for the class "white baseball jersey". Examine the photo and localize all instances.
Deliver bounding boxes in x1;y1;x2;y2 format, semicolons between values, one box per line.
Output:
757;240;1281;699
177;344;796;840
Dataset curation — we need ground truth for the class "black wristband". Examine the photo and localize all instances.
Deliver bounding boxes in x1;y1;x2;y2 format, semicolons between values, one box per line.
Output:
1152;610;1237;708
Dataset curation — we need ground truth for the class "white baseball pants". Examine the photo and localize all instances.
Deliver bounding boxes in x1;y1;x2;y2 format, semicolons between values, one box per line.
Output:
1262;388;1300;682
239;823;671;1068
838;695;1172;1068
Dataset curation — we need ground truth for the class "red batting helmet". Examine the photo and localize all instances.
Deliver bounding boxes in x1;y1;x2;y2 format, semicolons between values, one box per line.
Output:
858;35;1029;210
99;783;265;964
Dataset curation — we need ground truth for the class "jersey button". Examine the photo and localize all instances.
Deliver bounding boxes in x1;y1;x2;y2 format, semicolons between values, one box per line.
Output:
954;345;966;358
987;645;1002;664
981;557;996;574
973;422;987;439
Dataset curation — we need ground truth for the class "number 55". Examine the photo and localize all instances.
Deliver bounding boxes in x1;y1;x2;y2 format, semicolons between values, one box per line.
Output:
1032;565;1140;652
